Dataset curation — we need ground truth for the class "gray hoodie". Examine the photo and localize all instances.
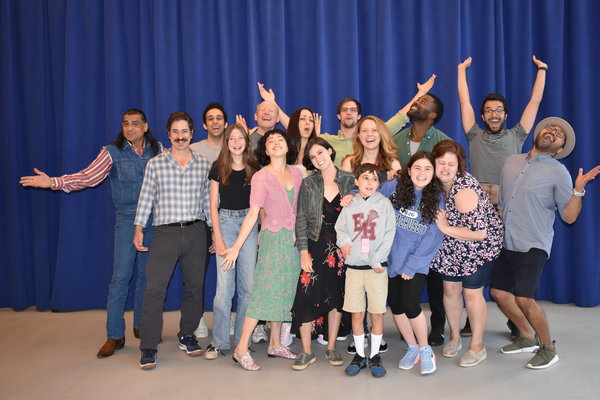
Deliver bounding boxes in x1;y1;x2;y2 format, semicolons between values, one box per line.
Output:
335;191;396;269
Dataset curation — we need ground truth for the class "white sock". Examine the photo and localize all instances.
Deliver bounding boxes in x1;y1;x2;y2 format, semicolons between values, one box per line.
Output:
370;334;383;358
353;334;365;357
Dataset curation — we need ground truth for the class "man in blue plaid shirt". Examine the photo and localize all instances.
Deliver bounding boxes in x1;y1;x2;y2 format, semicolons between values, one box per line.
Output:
133;111;211;370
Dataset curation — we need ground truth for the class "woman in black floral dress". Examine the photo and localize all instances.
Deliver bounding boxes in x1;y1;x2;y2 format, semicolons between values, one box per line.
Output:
291;138;355;370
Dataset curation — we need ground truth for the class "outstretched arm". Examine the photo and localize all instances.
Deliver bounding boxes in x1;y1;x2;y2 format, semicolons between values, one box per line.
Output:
20;168;52;188
519;55;548;133
562;166;600;224
257;82;290;130
399;74;437;115
457;57;476;133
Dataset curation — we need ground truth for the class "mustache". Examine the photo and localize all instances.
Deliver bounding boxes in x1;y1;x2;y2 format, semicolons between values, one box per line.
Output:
174;138;189;143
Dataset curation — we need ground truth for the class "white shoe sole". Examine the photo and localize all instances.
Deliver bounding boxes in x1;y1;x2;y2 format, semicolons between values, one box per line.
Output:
501;345;539;354
526;354;559;369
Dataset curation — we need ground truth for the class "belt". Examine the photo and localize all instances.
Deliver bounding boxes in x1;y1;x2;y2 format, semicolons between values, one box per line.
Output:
162;219;202;227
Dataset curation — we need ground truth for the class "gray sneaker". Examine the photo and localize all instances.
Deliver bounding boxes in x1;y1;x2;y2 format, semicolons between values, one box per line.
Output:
292;352;316;370
501;335;539;354
325;349;344;366
526;343;559;369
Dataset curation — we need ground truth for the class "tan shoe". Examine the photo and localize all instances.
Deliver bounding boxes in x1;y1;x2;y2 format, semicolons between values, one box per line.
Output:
97;338;125;358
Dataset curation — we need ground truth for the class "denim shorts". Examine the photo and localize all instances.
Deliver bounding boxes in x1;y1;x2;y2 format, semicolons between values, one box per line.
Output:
442;259;495;289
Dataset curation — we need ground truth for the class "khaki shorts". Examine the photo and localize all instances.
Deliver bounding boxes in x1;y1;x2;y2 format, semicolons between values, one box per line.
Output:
343;267;388;314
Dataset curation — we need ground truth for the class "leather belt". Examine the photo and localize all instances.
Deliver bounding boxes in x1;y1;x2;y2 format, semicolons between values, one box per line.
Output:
162;219;202;227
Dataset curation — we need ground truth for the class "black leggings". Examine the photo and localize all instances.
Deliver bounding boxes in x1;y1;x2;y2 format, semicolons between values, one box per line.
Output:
388;273;427;319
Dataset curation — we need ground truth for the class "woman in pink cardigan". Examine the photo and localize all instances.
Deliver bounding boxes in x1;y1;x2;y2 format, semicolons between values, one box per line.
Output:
221;129;303;371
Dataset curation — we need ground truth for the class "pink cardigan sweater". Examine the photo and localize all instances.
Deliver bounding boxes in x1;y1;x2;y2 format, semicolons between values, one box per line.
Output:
250;165;303;236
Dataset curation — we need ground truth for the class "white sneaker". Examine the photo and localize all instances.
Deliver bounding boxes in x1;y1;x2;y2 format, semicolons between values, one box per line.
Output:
230;314;236;336
317;334;328;346
251;324;268;343
194;316;209;339
280;322;293;347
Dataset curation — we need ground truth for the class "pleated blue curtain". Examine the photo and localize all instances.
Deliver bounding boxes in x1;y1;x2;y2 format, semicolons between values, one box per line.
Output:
2;0;599;310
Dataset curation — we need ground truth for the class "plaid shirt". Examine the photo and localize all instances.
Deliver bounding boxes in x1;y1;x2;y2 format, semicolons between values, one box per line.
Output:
134;150;211;227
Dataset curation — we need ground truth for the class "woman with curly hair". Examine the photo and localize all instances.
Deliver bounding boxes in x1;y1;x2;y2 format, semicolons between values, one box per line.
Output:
379;151;445;375
341;115;401;182
221;129;303;371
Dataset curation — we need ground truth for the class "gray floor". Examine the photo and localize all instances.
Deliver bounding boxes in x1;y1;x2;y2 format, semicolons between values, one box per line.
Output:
1;302;599;400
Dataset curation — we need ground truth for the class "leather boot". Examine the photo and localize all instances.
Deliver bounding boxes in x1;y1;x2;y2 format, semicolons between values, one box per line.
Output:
97;337;125;358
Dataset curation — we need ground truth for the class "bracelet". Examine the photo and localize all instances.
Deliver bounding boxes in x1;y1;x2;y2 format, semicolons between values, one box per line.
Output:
538;67;548;71
574;188;585;197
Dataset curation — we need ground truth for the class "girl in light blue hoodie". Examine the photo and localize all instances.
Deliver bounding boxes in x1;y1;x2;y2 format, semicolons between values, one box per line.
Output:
379;151;444;375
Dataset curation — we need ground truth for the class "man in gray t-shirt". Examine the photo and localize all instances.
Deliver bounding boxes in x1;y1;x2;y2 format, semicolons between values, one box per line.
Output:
190;102;228;164
457;55;548;205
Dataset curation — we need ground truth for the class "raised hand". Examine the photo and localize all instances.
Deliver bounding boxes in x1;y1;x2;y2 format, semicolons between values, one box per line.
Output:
532;55;548;70
313;113;322;135
458;57;472;70
574;165;600;192
257;82;276;102
416;74;436;94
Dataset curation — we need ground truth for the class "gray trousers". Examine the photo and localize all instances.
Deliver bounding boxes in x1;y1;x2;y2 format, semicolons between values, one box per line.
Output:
139;221;207;350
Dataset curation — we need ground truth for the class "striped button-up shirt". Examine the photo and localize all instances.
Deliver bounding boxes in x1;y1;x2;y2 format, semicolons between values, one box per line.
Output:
134;150;211;227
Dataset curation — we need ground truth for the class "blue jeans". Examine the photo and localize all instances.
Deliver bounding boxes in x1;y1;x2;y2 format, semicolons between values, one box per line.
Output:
212;209;258;349
106;214;152;339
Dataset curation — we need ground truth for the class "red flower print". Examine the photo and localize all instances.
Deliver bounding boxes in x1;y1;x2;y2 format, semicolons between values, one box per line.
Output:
300;271;311;285
315;316;325;326
326;253;336;268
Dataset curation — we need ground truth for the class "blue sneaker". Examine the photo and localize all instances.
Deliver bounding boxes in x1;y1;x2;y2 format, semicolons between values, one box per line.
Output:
178;334;203;356
140;349;157;370
398;344;420;370
419;345;436;375
345;354;367;376
368;354;386;378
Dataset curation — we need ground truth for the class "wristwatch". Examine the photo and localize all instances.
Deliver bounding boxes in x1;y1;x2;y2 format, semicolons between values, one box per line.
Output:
573;188;585;197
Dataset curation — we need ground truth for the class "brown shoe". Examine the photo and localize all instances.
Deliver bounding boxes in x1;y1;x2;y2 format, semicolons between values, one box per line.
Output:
133;327;140;339
97;338;125;358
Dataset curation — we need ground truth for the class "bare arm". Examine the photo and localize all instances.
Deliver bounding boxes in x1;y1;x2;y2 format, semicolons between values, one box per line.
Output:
435;188;487;241
562;166;600;224
209;180;226;257
457;57;476;133
257;82;290;129
519;55;548;133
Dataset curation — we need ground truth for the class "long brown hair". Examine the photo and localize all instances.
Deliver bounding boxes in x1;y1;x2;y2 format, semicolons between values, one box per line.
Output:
214;124;259;185
347;115;398;173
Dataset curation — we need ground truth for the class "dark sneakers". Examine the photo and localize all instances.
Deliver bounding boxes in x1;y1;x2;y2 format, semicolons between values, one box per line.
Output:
428;332;445;347
368;354;386;378
345;354;367;376
178;334;203;356
140;349;157;370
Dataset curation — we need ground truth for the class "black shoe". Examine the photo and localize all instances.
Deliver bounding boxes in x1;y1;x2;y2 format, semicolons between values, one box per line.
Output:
379;339;388;353
507;320;520;341
368;354;386;378
140;349;157;369
428;332;445;347
460;320;472;337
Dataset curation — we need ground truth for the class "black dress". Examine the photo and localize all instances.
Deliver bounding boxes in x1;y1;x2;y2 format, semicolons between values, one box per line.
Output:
291;194;348;336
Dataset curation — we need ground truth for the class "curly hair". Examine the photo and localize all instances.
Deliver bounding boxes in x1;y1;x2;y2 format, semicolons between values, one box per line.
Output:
214;124;260;186
348;116;399;173
389;151;442;225
254;129;298;166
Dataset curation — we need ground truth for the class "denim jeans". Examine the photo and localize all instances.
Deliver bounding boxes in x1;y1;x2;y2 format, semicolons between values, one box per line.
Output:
106;214;152;339
212;209;258;349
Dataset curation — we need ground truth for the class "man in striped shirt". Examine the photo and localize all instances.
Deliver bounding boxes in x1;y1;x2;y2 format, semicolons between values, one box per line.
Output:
20;109;163;358
134;111;212;370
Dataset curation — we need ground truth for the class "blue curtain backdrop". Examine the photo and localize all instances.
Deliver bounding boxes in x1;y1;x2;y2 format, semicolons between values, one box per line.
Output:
2;0;599;311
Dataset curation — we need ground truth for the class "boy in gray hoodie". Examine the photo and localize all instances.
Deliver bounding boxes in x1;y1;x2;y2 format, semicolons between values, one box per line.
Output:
335;163;396;378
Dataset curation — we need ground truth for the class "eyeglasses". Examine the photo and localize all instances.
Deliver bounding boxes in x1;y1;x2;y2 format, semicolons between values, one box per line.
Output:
122;121;142;128
340;107;358;113
483;107;505;115
543;125;565;138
